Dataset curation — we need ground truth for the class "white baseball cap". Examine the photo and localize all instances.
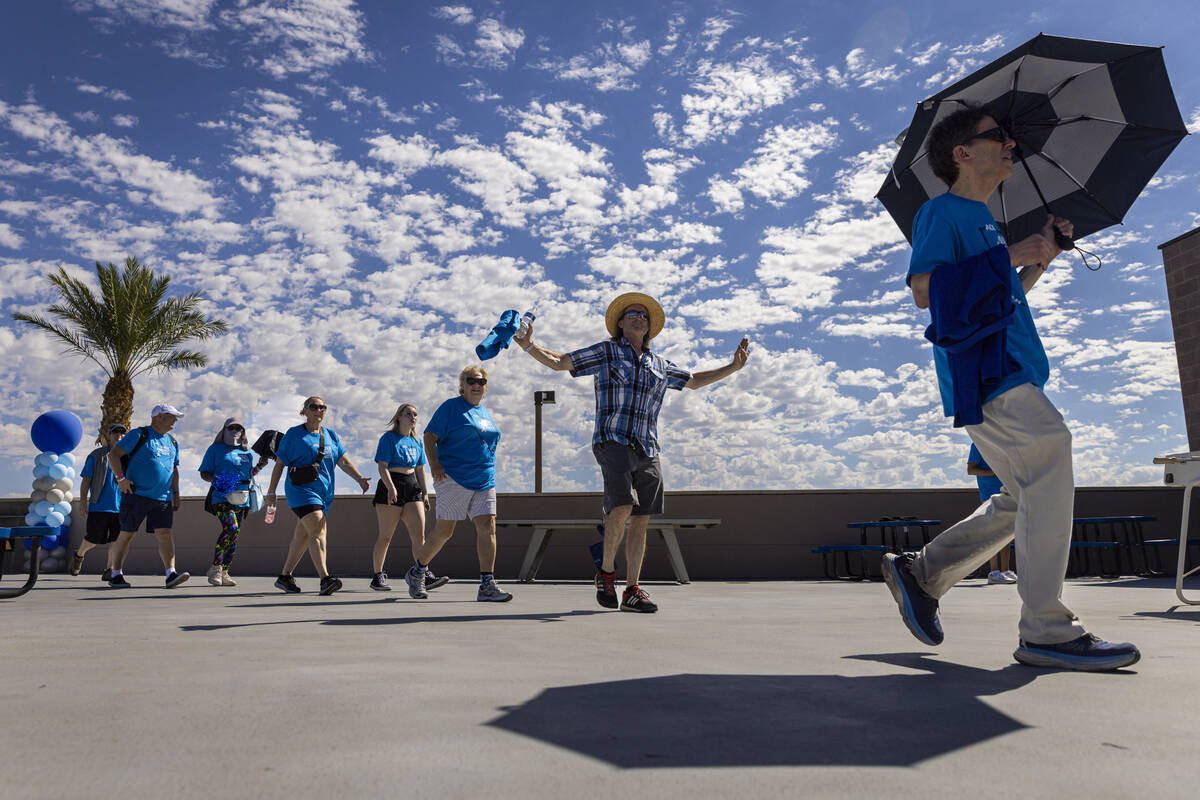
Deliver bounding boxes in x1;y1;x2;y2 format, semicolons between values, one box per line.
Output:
151;403;185;418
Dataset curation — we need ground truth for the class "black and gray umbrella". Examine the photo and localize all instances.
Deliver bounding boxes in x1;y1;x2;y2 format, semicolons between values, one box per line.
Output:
877;34;1189;250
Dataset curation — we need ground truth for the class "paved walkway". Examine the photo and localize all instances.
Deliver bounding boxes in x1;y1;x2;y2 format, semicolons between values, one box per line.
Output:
2;575;1197;799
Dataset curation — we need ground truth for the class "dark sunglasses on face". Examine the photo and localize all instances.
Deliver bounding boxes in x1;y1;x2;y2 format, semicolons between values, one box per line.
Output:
110;428;127;435
307;404;327;411
226;425;244;432
465;377;488;386
962;126;1009;145
623;310;650;320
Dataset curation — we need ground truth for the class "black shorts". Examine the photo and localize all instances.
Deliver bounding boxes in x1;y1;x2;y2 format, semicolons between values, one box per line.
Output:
372;471;424;507
593;441;664;516
119;494;174;532
84;511;121;544
290;504;325;520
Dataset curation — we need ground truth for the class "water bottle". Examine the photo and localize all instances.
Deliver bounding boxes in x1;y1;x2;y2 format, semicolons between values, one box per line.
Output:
517;310;535;338
265;504;276;524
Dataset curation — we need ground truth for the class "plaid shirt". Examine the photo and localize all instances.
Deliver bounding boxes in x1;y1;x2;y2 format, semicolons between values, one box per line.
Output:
568;339;691;457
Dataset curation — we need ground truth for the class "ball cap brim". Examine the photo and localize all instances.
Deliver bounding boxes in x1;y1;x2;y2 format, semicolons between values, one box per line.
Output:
605;292;665;340
151;403;185;418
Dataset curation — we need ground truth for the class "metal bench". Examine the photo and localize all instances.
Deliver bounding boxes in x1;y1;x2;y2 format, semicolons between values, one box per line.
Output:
813;519;941;581
0;526;63;599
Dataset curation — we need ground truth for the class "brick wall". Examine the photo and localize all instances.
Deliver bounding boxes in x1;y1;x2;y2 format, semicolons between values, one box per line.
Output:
1160;227;1200;451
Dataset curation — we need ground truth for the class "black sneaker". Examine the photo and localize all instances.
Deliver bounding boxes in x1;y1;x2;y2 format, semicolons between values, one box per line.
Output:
274;574;301;593
100;568;112;582
1014;633;1140;671
425;568;450;590
882;552;944;645
69;550;84;576
108;574;131;588
165;570;190;589
319;576;343;596
620;585;658;613
370;571;392;591
595;570;618;609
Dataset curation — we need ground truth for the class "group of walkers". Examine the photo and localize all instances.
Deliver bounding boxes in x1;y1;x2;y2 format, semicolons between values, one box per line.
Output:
70;291;750;613
68;115;1146;671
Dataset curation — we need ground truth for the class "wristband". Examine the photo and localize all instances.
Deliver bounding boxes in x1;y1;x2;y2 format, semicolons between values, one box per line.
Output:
115;474;126;480
523;341;534;352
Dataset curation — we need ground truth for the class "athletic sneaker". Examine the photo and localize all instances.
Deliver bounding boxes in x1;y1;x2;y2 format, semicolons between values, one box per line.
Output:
1002;570;1019;582
207;565;223;586
595;570;618;609
425;568;450;590
318;576;343;596
477;576;513;602
69;550;84;576
100;568;112;582
882;552;944;645
274;574;301;593
108;573;131;588
405;566;428;599
1014;633;1140;671
988;570;1016;584
220;568;237;587
165;570;190;589
370;571;391;591
620;585;658;613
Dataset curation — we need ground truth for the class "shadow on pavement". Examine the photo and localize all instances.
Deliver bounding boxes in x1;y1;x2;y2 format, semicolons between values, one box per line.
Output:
180;608;604;632
486;653;1048;768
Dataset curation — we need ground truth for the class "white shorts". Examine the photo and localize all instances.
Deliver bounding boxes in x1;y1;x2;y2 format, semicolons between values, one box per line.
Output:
433;477;497;521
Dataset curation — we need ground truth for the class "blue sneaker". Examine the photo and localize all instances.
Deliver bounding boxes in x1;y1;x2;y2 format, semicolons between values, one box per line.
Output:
1014;634;1140;671
882;552;943;645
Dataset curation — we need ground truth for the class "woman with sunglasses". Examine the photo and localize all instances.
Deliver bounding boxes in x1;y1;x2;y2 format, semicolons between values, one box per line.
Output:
267;396;372;595
199;418;269;586
404;366;512;602
368;403;445;591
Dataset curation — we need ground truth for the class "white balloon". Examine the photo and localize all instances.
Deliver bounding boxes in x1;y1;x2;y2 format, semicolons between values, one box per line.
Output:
46;488;65;504
53;477;73;491
63;491;73;503
30;490;47;503
33;476;55;492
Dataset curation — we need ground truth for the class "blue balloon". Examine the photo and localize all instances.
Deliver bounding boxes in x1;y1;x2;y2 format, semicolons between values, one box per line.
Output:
44;511;65;527
48;463;68;480
33;500;52;517
24;512;39;526
53;500;72;516
32;464;50;479
35;452;58;467
59;452;76;467
30;410;83;455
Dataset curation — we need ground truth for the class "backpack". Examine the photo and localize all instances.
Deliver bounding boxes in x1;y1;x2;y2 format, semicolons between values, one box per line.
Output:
120;426;178;473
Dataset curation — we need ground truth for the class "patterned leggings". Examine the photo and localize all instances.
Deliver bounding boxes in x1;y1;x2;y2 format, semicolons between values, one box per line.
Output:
212;503;247;567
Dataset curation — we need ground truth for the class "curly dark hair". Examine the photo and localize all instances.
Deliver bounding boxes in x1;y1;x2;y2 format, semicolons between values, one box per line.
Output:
927;105;991;187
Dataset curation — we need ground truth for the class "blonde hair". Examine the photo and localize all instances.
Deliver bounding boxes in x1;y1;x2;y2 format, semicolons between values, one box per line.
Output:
458;365;488;396
386;403;418;435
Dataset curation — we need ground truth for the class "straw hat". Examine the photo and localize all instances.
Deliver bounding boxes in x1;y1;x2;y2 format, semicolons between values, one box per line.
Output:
605;292;665;340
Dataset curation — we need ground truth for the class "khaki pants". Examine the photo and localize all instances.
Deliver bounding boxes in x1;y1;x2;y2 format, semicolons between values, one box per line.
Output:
913;383;1087;644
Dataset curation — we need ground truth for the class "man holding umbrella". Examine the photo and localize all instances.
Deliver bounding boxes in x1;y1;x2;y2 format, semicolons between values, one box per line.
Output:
884;105;1140;670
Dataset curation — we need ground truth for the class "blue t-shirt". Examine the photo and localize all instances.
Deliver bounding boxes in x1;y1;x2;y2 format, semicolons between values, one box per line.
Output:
374;431;427;470
80;449;120;513
425;396;500;491
200;443;258;507
908;193;1050;418
276;425;346;510
968;443;1005;502
117;427;179;502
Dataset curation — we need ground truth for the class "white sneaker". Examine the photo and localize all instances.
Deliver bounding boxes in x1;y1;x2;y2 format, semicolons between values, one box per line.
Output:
220;567;237;587
987;570;1006;584
207;565;222;586
1002;570;1018;583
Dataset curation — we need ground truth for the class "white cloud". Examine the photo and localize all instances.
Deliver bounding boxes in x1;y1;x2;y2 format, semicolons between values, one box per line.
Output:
726;120;839;206
699;15;736;52
540;22;651;91
71;0;217;30
673;54;801;148
844;48;903;88
0;222;24;248
474;18;524;68
74;81;133;101
433;5;474;25
1188;106;1200;135
112;113;138;127
220;0;369;77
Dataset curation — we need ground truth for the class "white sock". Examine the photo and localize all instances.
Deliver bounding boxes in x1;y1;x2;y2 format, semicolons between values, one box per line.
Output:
111;569;122;577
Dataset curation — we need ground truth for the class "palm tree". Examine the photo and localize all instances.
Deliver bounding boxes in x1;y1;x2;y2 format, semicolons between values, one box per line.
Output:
12;256;229;443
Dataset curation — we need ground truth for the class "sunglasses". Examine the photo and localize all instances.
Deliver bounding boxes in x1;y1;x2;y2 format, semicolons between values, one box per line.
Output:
623;310;650;320
110;428;127;435
961;125;1010;145
307;404;327;411
464;377;488;386
226;425;244;432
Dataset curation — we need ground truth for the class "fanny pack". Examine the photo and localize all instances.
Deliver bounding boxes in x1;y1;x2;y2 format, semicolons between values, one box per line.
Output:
288;428;326;485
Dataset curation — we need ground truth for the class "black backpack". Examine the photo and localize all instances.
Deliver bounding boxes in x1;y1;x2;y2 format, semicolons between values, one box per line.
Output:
120;426;178;473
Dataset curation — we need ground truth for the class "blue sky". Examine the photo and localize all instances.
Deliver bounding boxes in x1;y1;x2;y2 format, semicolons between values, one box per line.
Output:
1;0;1197;499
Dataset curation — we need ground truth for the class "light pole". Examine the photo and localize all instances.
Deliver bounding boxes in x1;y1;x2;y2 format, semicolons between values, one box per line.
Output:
534;390;556;492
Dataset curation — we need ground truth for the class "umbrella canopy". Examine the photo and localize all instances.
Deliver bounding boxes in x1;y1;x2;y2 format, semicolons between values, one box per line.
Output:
877;34;1189;246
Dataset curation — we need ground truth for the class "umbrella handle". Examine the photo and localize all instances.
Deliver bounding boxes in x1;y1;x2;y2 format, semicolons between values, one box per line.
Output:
1054;229;1074;251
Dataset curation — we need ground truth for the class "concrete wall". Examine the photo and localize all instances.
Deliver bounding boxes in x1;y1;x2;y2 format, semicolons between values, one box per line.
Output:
4;486;1192;581
1160;226;1200;451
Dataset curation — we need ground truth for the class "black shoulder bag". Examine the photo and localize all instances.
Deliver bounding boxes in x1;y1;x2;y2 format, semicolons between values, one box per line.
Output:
288;428;326;485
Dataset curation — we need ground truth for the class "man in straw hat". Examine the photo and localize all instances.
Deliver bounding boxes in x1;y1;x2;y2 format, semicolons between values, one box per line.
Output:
515;291;749;613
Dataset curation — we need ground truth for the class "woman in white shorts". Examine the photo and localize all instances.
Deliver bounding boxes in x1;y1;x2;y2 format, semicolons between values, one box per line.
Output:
404;365;512;602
